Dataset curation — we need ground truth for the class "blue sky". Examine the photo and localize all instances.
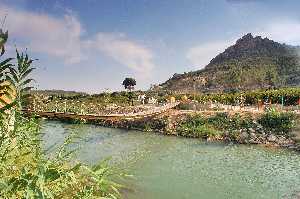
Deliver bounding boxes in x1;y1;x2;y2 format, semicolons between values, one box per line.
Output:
1;0;300;93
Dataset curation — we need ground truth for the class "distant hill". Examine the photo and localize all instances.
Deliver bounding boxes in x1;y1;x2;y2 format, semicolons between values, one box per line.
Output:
29;89;88;97
160;33;300;93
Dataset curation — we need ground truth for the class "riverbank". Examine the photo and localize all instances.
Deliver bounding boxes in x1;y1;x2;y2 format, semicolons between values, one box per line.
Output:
32;108;300;152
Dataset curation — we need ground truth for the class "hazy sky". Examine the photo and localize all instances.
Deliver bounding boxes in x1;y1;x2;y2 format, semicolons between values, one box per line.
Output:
0;0;300;93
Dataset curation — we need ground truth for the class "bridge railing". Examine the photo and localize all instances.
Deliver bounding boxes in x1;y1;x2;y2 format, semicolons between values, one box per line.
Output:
25;102;180;118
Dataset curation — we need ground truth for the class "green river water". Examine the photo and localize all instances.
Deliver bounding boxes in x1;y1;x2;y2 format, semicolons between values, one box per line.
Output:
41;120;300;199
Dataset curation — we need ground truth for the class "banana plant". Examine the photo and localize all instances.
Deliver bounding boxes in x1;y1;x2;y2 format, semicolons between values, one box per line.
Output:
0;58;14;106
0;29;14;112
6;49;36;110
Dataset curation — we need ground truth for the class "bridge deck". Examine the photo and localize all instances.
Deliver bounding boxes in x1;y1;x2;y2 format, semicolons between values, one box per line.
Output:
25;102;180;120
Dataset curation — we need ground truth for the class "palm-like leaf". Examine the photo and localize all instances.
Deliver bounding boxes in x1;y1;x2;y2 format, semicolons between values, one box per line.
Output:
0;56;14;110
1;49;36;110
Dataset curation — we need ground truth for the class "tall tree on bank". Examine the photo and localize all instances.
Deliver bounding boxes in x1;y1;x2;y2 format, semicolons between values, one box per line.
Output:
122;77;136;106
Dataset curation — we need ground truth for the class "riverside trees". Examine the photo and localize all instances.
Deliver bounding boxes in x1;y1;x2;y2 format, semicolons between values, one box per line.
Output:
122;77;136;106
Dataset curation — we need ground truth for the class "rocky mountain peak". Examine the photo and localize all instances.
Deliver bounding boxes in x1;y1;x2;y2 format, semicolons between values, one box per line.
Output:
160;33;300;92
207;33;286;67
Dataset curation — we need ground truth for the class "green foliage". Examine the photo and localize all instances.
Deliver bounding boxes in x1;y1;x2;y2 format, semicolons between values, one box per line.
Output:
7;49;36;109
0;57;14;108
122;77;136;106
161;34;300;92
178;123;220;138
177;115;220;138
0;48;35;111
192;87;300;106
177;113;257;139
27;90;148;113
0;38;124;198
178;109;297;140
208;113;254;131
257;109;296;135
122;77;136;91
0;113;124;198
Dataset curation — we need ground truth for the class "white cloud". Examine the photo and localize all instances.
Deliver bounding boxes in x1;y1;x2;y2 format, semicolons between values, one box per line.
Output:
91;32;155;75
256;20;300;45
0;4;156;76
0;5;85;64
186;40;232;69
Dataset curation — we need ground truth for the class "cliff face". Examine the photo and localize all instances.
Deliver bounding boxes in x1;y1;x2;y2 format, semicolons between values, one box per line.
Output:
161;33;300;93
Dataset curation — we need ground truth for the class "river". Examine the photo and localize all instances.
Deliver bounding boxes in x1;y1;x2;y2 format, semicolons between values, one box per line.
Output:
41;120;300;199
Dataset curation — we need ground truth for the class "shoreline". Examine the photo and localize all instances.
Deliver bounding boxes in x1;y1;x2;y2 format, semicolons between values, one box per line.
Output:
32;109;300;152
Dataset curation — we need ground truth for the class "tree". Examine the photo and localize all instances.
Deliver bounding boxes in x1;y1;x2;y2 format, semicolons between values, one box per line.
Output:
122;77;136;91
122;77;136;106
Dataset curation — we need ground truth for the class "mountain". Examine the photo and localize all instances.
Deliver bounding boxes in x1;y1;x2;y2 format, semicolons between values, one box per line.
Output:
160;33;300;93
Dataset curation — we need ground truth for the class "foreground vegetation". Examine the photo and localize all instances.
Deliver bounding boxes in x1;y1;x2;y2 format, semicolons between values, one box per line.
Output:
0;113;124;198
0;31;124;198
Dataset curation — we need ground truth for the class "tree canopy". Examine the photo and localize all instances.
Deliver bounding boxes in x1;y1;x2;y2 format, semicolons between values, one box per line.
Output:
122;77;136;91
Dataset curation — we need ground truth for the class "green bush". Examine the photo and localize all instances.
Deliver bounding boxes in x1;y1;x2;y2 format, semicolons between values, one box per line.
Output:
178;123;220;138
177;113;258;139
257;109;296;135
177;115;220;138
192;87;300;106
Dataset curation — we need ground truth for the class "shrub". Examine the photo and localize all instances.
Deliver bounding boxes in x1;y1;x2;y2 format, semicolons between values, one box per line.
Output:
193;87;300;106
257;109;296;135
178;123;220;138
177;113;257;139
177;115;220;138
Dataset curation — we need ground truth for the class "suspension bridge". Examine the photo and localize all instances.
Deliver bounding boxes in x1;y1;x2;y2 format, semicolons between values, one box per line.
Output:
24;102;181;121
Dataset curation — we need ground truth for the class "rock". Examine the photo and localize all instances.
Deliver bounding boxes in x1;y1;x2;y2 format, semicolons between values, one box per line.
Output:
240;131;249;139
261;132;267;138
267;134;277;142
249;139;260;144
248;128;255;133
257;135;266;143
250;133;257;140
277;136;287;145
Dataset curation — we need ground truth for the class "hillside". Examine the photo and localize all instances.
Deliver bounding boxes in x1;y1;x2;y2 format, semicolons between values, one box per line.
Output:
160;33;300;93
